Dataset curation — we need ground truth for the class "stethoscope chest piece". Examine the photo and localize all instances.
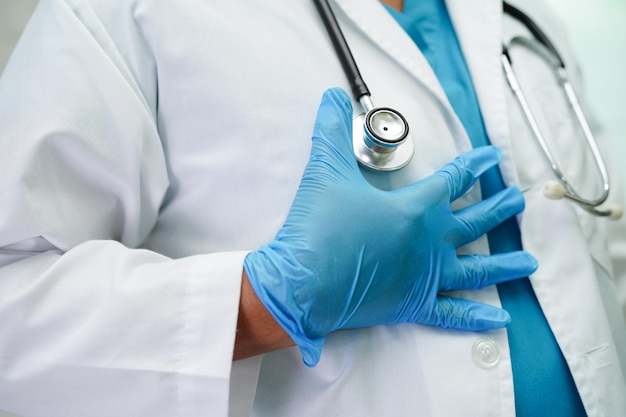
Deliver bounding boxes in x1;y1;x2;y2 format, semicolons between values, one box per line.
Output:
352;108;414;171
312;0;414;171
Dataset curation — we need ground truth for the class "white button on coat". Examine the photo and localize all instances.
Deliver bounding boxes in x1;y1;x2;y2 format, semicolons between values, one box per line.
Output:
472;338;501;369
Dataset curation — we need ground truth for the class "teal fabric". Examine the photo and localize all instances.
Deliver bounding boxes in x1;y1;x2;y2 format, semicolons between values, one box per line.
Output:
384;2;586;416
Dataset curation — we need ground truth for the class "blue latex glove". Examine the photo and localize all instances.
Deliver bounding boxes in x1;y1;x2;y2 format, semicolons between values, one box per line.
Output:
244;88;538;366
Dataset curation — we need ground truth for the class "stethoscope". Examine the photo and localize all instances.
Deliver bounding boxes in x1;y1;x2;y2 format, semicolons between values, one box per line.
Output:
313;0;622;220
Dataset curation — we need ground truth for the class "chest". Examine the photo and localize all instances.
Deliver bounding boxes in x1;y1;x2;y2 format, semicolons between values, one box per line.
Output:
142;0;477;256
137;0;596;257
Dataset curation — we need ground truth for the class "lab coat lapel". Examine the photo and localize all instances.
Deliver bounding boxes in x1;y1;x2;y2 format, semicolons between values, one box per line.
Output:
333;0;471;152
445;0;519;186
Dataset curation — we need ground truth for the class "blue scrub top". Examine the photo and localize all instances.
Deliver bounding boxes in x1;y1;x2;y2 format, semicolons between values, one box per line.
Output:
384;2;586;416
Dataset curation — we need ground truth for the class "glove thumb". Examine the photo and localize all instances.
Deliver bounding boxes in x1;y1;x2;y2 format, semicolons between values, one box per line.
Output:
308;88;360;175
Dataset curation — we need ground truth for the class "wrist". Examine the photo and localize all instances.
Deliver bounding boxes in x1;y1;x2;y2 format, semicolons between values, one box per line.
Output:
242;250;326;366
234;270;295;361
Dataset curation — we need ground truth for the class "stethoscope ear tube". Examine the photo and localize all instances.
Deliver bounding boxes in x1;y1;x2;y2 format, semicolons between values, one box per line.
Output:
502;2;621;219
503;2;565;68
543;181;622;219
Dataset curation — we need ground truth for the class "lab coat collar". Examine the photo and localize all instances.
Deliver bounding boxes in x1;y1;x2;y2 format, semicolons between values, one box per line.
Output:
445;0;518;189
333;0;471;153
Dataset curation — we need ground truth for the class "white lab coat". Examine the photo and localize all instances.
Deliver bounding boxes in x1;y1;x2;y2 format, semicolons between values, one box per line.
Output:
0;0;624;416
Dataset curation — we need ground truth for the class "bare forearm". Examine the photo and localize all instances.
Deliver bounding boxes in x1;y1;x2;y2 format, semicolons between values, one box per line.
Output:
233;271;295;361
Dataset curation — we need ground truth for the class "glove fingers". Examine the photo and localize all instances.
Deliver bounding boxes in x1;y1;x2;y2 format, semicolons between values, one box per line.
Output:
440;252;538;291
435;146;501;202
308;88;359;174
452;186;524;246
429;296;511;331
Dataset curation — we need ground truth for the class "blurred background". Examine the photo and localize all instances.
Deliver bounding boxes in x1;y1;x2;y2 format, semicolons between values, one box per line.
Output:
0;0;624;192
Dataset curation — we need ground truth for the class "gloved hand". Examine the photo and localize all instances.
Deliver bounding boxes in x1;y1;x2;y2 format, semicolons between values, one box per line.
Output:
244;88;538;366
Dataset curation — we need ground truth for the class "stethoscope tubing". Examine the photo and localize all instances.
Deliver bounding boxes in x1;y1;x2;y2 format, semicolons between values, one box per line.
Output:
313;0;414;171
312;0;370;102
313;0;617;218
502;2;612;216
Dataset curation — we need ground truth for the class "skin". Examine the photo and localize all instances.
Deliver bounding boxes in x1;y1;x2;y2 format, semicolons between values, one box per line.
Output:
233;272;294;360
233;0;404;361
382;0;404;11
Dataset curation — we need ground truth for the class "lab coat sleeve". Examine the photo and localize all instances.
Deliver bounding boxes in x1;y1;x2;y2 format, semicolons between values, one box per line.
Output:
0;0;246;416
565;36;626;320
563;33;626;319
554;33;626;320
603;134;626;318
553;10;626;318
519;0;626;318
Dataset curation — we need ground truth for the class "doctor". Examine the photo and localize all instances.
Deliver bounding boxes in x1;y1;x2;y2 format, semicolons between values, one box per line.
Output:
0;0;624;417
